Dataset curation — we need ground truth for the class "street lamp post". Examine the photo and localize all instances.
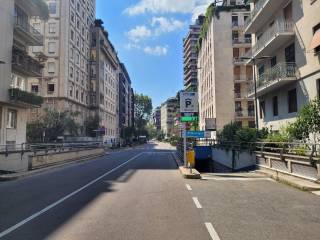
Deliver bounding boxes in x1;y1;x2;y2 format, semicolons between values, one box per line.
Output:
239;56;272;131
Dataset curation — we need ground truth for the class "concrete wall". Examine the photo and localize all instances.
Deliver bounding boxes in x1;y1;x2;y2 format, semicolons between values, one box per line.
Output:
30;147;105;169
212;148;256;170
0;147;105;172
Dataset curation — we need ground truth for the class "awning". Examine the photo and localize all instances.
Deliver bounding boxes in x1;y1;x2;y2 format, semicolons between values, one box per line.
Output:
310;29;320;50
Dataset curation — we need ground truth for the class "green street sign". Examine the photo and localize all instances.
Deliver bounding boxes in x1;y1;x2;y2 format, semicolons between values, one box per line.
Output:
181;116;199;122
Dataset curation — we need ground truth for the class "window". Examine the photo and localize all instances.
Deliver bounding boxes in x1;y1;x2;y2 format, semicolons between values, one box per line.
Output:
49;23;56;33
31;85;39;93
260;101;265;119
271;56;277;67
71;11;75;23
258;65;265;76
232;16;238;26
47;84;55;94
48;42;56;54
272;96;278;116
48;2;57;14
288;89;298;113
70;66;74;78
312;23;320;53
6;109;17;129
285;43;295;63
283;2;292;21
69;85;73;97
70;48;74;59
48;62;55;73
248;121;255;128
71;29;74;40
230;0;236;5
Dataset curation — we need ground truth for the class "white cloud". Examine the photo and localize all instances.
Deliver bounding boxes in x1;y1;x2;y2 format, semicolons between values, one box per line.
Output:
124;0;214;23
124;0;196;16
126;25;152;43
151;17;185;35
144;45;168;56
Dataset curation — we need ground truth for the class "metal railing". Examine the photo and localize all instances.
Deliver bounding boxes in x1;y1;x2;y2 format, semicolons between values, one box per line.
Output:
249;62;299;95
252;21;294;57
14;17;43;43
234;75;253;82
244;0;269;30
232;37;252;44
12;48;43;76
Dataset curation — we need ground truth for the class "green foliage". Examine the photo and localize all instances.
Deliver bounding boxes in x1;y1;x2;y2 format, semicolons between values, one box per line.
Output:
27;109;80;142
263;126;292;143
134;93;153;138
9;88;44;106
169;135;181;146
218;122;240;142
84;115;100;137
236;127;257;143
287;99;320;141
31;0;49;19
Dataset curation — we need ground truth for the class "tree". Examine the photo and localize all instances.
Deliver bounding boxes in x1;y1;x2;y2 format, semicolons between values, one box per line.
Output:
27;108;80;142
84;115;100;137
287;99;320;142
134;93;153;135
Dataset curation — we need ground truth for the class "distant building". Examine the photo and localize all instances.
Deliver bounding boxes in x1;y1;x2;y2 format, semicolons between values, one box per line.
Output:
245;0;320;130
183;15;205;92
198;1;254;135
153;107;161;131
119;63;133;141
0;0;47;146
160;98;179;138
90;20;120;144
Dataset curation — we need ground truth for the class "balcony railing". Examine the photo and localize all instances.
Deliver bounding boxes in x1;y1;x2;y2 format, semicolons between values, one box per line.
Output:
14;17;43;45
249;62;299;95
12;48;43;77
235;110;255;118
244;0;268;30
234;75;253;82
9;88;44;107
232;37;252;45
252;21;294;57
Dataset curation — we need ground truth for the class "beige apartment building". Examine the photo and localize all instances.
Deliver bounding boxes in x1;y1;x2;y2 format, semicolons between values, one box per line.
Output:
90;21;120;144
183;15;205;91
160;98;179;139
198;0;254;135
0;0;46;146
28;0;96;129
244;0;320;130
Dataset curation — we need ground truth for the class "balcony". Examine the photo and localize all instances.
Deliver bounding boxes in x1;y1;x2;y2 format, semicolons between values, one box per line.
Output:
232;37;252;46
251;21;295;59
235;110;255;119
244;0;286;33
9;88;43;107
234;75;253;83
12;48;43;77
235;92;254;100
14;17;43;46
248;62;299;97
233;57;247;65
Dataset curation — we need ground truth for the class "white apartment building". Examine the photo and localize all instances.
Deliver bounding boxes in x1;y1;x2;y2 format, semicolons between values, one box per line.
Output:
244;0;320;130
0;0;46;146
160;98;179;138
198;1;254;134
90;21;120;145
28;0;96;129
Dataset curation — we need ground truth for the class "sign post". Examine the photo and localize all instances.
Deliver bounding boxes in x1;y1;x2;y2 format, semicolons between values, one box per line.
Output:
180;92;198;167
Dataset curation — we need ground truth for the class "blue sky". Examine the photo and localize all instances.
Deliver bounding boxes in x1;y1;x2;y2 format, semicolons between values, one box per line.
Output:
96;0;212;108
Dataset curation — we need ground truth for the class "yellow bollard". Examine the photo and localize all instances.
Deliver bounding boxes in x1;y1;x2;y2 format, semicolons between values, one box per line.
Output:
186;150;195;168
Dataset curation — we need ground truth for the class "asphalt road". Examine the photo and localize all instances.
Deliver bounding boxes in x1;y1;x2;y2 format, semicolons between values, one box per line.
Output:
0;141;320;240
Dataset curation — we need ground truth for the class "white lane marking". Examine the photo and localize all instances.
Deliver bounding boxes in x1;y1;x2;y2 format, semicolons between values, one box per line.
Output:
205;222;221;240
192;197;202;209
201;177;274;181
0;152;145;238
185;184;192;191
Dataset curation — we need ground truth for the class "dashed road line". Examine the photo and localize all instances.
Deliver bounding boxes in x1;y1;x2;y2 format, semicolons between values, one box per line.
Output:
0;152;145;239
185;184;192;191
192;197;202;209
205;222;221;240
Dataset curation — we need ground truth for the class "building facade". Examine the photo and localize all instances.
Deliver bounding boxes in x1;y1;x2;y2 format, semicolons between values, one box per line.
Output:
183;15;205;91
160;98;179;138
198;1;254;134
153;107;161;131
28;0;96;129
119;63;133;141
90;20;120;144
244;0;320;130
0;0;46;146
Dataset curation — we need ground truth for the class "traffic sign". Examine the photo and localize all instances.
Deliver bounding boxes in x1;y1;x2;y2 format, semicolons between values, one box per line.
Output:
186;131;205;138
181;116;198;122
180;92;198;113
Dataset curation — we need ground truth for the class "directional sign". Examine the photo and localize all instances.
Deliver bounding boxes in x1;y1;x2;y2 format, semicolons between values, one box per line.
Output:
181;116;199;122
186;131;205;138
180;92;198;113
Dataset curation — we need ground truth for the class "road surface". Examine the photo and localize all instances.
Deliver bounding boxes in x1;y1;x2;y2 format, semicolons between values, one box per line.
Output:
0;141;319;240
